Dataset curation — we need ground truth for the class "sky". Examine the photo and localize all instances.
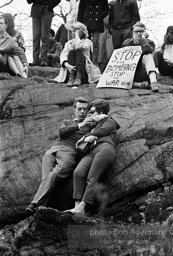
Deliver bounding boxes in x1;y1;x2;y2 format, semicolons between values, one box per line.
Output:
0;0;173;62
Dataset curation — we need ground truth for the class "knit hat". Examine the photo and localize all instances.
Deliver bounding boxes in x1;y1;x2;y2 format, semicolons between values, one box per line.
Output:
90;99;110;114
166;26;173;34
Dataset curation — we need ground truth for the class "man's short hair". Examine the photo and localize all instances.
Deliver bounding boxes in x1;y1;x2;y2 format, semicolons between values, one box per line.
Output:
73;96;89;108
0;15;7;24
133;21;146;30
90;99;110;114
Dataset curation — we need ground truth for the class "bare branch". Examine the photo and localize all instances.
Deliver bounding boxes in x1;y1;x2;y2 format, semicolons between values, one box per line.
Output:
0;0;13;9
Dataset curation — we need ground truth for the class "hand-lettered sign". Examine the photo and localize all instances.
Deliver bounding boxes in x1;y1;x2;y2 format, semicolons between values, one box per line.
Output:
96;46;142;89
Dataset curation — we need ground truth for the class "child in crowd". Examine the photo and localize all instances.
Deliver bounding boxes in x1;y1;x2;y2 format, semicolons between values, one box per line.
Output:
47;29;62;68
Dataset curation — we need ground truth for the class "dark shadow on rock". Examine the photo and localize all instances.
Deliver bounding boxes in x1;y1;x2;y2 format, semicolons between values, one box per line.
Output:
47;174;74;211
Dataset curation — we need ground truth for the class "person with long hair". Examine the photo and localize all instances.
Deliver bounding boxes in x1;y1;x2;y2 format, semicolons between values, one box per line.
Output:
2;13;28;77
48;22;101;87
154;26;173;76
0;15;28;77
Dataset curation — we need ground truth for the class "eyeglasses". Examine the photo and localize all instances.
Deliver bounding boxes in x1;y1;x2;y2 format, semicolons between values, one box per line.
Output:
134;30;144;34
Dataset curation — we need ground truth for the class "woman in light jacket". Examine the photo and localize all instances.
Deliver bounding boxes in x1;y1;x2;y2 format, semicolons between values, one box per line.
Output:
49;22;101;87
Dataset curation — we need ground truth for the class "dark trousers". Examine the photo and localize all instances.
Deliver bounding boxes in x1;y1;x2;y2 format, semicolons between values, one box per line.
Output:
112;27;132;49
73;142;115;205
32;11;54;64
68;49;88;83
88;29;100;65
31;145;76;206
154;51;173;76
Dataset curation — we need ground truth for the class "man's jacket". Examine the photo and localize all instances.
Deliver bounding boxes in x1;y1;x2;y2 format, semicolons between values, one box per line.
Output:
109;0;140;29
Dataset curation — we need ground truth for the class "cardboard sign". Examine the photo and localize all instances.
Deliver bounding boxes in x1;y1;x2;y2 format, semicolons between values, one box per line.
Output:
96;46;142;89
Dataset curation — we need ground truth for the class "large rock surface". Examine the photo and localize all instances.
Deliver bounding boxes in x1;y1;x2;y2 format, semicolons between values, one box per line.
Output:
1;68;173;227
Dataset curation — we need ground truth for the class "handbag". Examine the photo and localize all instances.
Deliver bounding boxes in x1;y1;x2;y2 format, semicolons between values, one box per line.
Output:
76;139;97;153
76;141;91;153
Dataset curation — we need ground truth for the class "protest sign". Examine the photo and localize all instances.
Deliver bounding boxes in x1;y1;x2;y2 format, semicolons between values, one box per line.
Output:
96;46;142;89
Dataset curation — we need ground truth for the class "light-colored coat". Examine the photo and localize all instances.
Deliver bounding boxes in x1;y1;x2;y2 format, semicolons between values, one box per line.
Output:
51;38;101;84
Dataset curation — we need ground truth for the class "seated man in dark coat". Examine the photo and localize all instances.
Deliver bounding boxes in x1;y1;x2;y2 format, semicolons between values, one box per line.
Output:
122;21;159;92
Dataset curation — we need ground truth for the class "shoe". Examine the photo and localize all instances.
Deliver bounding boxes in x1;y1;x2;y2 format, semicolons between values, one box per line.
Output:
26;203;38;214
41;62;48;67
66;72;75;87
73;78;81;86
29;62;40;67
133;81;150;89
151;82;159;92
73;71;81;86
66;78;75;87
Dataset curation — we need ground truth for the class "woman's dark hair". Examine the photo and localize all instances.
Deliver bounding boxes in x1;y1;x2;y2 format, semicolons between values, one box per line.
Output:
161;26;173;50
2;13;16;37
90;99;110;114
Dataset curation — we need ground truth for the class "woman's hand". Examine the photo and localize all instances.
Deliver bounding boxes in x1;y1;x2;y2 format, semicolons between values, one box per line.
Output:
92;114;108;122
65;62;76;73
72;29;81;46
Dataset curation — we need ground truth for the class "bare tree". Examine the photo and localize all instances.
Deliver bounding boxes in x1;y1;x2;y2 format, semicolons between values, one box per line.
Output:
0;0;13;9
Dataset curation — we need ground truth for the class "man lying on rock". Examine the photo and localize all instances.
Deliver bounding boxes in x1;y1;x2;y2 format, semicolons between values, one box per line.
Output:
26;96;108;214
0;15;28;77
122;21;160;93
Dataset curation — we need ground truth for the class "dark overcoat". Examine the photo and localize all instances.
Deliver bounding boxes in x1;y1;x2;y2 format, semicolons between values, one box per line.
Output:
77;0;109;33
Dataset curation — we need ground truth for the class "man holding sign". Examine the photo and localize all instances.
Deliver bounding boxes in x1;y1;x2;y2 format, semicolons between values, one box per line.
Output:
122;21;159;92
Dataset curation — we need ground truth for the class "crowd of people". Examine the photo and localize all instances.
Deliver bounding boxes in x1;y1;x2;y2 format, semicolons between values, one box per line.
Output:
0;0;173;91
1;0;173;219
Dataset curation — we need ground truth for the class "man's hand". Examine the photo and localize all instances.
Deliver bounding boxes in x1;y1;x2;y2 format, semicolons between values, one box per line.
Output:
164;59;173;67
78;117;95;129
0;53;2;61
84;135;98;143
135;38;148;46
65;62;76;73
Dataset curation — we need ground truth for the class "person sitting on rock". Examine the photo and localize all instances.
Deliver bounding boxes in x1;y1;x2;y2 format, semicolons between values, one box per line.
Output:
154;26;173;77
0;15;28;77
48;22;101;87
26;97;108;214
122;21;159;92
46;29;62;68
65;99;120;217
2;13;28;78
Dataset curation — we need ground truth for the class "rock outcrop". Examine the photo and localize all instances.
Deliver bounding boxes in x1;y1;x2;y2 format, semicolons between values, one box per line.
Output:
1;68;173;229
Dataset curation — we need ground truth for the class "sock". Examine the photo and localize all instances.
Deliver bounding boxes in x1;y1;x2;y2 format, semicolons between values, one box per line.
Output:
149;71;157;84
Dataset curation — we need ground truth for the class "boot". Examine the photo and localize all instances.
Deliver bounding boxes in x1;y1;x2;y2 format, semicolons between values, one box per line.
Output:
73;71;81;86
67;72;75;87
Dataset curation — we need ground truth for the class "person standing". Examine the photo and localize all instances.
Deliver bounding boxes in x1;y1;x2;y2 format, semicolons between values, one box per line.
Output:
109;0;140;49
26;0;61;67
77;0;109;66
